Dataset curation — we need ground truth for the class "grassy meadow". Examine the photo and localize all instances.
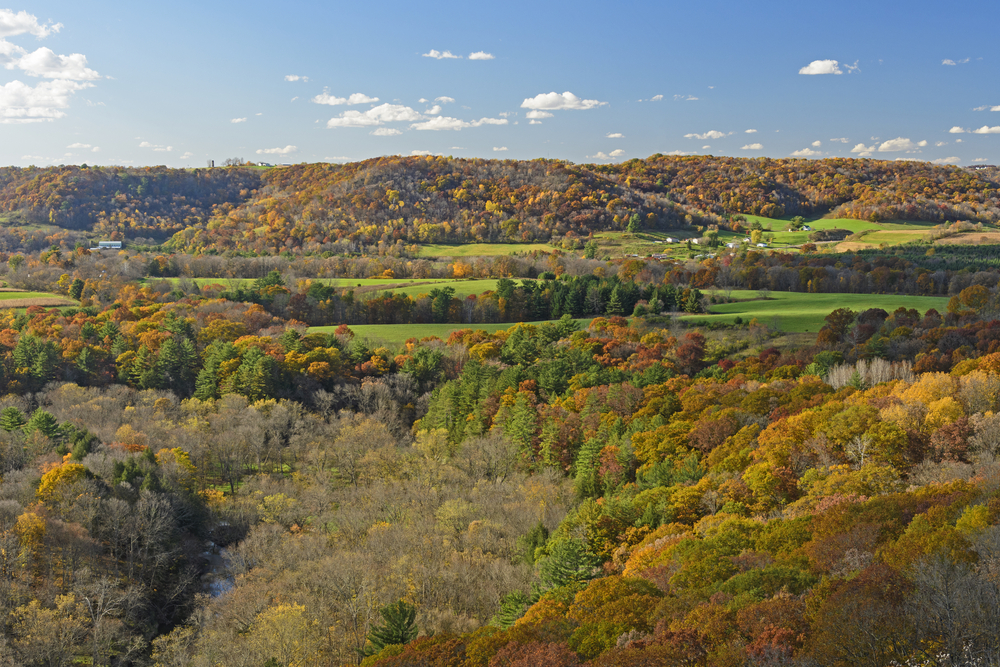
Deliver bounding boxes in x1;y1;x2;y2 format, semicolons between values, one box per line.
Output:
309;318;589;345
685;290;950;332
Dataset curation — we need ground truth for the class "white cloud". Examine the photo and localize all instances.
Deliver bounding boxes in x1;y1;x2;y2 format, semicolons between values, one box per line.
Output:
830;137;848;143
935;141;948;147
424;105;442;115
684;130;729;140
180;152;193;159
942;58;970;65
525;110;553;119
256;145;297;155
411;150;438;156
650;94;664;101
326;111;382;128
931;157;961;164
326;103;422;128
792;148;822;156
67;142;100;152
799;59;842;75
702;145;711;150
973;158;989;162
741;143;763;150
0;10;61;38
139;141;172;152
745;129;757;134
671;94;698;101
231;117;247;123
957;139;963;142
665;150;695;156
529;120;542;125
949;126;967;133
589;152;615;160
0;79;91;122
418;98;427;103
877;137;925;152
16;47;100;80
994;106;1000;112
370;128;402;136
435;96;455;104
284;75;308;82
973;126;1000;134
423;49;460;59
606;132;624;138
324;156;351;161
410;116;507;131
312;92;380;106
811;140;822;147
610;149;625;157
521;91;606;110
468;51;494;60
493;146;507;152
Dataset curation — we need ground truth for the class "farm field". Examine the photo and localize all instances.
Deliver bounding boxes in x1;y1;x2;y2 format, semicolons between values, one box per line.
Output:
0;290;77;309
149;277;517;298
416;242;555;257
151;276;442;288
309;318;589;345
741;216;938;248
685;290;950;332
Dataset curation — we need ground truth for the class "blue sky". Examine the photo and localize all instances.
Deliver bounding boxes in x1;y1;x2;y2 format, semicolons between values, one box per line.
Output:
2;0;998;168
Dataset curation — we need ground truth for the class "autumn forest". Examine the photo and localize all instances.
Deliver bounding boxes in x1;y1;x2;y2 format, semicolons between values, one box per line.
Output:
0;156;996;666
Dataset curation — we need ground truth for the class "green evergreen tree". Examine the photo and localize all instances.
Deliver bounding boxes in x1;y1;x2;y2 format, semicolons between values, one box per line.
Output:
232;347;275;401
0;406;25;432
76;347;93;376
583;239;599;259
606;285;624;316
364;600;418;656
99;321;120;340
24;409;60;439
490;591;532;629
517;521;550;565
68;278;85;301
538;537;599;589
626;214;639;234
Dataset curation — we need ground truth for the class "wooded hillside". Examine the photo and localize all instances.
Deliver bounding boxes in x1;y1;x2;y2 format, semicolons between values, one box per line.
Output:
1;157;996;254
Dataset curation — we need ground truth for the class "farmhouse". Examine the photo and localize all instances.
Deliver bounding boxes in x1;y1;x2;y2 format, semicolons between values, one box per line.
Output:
90;241;123;250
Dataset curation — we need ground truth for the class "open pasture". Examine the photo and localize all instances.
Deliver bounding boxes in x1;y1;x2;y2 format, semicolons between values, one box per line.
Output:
309;318;587;346
685;290;950;332
0;290;77;309
416;242;555;257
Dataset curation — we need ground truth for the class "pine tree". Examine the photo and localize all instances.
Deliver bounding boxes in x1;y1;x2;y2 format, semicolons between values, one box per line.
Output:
68;278;85;301
0;407;25;432
491;591;532;629
606;285;624;316
364;600;418;656
538;537;599;589
24;410;59;439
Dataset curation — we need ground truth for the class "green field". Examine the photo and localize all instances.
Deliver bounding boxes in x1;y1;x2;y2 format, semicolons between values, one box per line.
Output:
417;242;555;257
0;291;71;300
151;276;429;287
309;318;588;345
685;290;950;332
151;276;515;297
